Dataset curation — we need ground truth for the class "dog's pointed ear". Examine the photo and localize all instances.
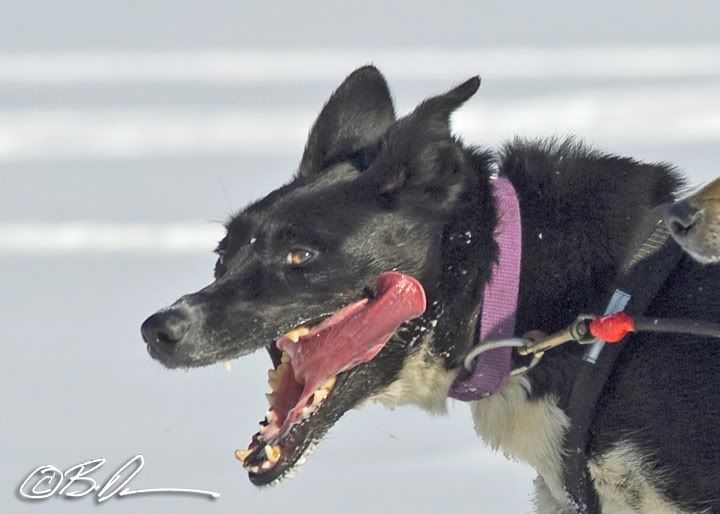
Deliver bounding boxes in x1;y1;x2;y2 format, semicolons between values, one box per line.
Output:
412;76;480;137
298;65;395;177
376;77;481;199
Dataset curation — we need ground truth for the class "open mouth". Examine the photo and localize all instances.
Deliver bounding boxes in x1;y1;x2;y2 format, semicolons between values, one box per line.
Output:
234;271;426;485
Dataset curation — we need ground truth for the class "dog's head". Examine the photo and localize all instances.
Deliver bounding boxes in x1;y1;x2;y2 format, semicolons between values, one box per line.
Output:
141;66;498;484
664;178;720;263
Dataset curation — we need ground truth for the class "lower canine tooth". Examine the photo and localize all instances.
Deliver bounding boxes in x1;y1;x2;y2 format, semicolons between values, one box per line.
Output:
265;392;275;405
235;449;253;462
224;360;232;371
312;389;328;405
265;445;282;463
321;376;337;390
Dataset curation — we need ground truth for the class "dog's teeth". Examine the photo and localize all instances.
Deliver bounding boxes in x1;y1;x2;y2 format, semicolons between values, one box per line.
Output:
266;392;275;405
265;409;275;422
235;449;253;463
320;375;336;391
264;445;282;463
281;351;290;363
312;388;328;405
268;361;290;391
223;360;233;371
301;406;311;419
285;327;311;343
268;369;281;391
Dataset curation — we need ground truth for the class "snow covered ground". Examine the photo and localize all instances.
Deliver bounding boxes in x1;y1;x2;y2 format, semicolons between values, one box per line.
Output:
2;1;719;513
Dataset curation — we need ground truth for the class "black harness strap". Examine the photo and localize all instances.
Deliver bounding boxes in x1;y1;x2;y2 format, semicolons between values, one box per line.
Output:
561;206;684;513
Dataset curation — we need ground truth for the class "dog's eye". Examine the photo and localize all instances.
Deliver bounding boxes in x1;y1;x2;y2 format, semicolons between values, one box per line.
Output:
286;247;318;267
348;149;370;172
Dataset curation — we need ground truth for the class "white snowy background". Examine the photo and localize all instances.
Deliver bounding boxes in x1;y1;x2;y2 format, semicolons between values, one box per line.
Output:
1;1;719;513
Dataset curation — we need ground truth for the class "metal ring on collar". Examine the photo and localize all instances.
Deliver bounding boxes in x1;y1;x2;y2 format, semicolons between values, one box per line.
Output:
463;338;544;377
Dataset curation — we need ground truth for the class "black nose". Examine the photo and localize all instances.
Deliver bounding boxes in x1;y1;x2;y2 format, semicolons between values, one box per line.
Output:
141;309;191;349
663;200;701;239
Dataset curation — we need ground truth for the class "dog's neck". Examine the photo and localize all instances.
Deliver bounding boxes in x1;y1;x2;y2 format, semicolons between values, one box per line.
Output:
428;147;498;369
497;142;680;399
428;140;680;396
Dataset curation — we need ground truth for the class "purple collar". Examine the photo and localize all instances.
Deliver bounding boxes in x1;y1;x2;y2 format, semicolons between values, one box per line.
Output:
448;176;523;401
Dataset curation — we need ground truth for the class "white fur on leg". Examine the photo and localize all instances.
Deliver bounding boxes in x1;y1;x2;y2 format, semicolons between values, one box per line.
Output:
534;475;574;514
368;345;693;513
469;376;571;509
371;347;572;510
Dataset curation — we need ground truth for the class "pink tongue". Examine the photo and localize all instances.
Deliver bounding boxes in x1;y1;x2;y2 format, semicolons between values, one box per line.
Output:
276;272;426;428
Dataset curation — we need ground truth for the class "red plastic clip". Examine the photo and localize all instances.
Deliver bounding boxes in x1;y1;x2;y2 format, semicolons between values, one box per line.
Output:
588;312;636;343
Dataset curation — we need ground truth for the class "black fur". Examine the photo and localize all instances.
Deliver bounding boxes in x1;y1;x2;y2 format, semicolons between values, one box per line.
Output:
141;66;720;508
499;139;720;510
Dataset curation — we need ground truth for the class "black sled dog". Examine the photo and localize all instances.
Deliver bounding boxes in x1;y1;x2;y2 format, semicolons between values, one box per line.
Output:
141;66;720;513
